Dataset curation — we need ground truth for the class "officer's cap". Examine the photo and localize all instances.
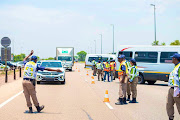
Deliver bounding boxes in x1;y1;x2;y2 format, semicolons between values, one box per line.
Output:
170;53;180;59
31;56;37;61
118;55;125;59
130;59;136;64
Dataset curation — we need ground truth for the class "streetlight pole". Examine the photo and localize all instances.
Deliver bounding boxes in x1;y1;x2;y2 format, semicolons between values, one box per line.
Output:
94;40;96;54
99;34;102;54
150;4;157;45
111;24;114;54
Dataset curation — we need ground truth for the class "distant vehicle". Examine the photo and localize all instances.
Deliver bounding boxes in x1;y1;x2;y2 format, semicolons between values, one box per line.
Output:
116;45;180;85
85;54;116;68
37;61;41;66
0;63;10;70
0;61;16;69
36;60;65;84
16;61;24;68
56;47;74;71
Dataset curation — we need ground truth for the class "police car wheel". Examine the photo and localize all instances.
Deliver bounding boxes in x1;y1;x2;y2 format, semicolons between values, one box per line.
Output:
138;74;145;84
37;81;40;84
147;81;156;85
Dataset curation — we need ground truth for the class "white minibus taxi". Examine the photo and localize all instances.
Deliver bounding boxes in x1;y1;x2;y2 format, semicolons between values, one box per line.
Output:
85;54;116;68
116;45;180;85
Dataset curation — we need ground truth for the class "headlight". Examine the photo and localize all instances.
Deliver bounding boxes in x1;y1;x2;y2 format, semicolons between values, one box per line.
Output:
36;75;41;80
59;75;64;79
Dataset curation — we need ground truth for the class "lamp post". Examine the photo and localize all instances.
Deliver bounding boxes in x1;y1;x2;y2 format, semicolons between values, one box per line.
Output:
94;40;96;54
150;4;157;45
99;34;102;54
111;24;115;54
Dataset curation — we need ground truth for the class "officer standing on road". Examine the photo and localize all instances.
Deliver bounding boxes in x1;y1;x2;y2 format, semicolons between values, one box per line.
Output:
103;61;110;82
166;53;180;120
92;58;97;76
128;59;139;103
115;55;129;105
23;50;62;113
97;60;104;81
110;60;116;81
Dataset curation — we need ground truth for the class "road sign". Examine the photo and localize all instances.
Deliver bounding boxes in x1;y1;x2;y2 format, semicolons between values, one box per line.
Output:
1;37;11;47
1;47;11;61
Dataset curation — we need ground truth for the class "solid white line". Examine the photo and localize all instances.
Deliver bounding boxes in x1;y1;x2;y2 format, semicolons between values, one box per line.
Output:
105;102;114;110
0;90;23;108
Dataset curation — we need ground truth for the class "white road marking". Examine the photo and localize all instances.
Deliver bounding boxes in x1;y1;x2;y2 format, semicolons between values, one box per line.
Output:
0;90;23;108
105;102;113;110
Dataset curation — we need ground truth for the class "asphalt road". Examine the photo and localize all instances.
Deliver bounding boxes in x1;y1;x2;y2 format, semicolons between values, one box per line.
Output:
0;63;179;120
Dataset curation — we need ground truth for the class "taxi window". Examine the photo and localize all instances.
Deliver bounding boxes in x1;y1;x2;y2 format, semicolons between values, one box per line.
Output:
118;51;133;60
160;52;177;63
88;57;99;62
135;52;158;63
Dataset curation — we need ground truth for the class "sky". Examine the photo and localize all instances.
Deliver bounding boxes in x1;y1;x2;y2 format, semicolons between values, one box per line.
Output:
0;0;179;58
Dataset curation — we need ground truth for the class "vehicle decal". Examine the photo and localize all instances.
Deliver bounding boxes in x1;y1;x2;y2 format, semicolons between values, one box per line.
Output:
121;47;132;51
143;71;170;74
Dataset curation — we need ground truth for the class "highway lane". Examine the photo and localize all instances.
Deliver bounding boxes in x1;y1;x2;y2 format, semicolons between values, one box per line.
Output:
0;63;179;120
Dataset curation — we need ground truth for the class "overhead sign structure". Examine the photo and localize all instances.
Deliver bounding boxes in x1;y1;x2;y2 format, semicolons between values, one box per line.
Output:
1;37;11;47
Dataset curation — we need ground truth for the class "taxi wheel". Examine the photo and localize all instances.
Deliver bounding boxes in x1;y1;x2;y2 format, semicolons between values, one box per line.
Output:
138;74;145;84
37;81;40;84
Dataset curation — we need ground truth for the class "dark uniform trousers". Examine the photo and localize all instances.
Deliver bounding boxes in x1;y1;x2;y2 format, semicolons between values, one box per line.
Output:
166;88;180;119
97;69;103;80
93;65;97;76
22;80;39;107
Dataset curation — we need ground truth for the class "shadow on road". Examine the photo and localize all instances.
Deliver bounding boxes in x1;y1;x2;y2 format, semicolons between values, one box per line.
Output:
37;82;65;85
24;110;61;114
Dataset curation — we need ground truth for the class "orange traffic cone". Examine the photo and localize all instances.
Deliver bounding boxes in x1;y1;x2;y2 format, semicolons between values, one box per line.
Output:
76;67;77;69
103;90;110;102
78;69;80;72
86;71;89;76
91;76;95;84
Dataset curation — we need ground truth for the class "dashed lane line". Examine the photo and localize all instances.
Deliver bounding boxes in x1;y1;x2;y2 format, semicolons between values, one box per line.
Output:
0;90;23;108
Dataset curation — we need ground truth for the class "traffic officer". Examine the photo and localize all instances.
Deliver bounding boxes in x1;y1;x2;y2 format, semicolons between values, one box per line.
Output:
166;53;180;120
115;55;129;105
125;58;132;101
96;60;104;81
92;58;97;76
103;61;110;82
128;59;139;103
102;60;106;78
110;60;116;81
23;50;62;113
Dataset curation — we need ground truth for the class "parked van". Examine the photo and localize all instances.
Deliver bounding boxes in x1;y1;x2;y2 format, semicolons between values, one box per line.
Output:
115;45;180;85
85;54;116;68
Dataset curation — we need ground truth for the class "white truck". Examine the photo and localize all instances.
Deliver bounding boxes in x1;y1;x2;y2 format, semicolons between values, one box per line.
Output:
56;47;74;71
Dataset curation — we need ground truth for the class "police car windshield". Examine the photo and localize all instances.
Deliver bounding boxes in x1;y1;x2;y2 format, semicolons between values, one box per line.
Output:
41;62;62;68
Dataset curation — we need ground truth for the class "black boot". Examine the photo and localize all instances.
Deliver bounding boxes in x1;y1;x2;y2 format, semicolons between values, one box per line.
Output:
115;98;124;105
127;95;130;101
28;107;33;113
169;118;173;120
101;78;103;81
123;98;128;104
129;98;137;103
36;105;45;113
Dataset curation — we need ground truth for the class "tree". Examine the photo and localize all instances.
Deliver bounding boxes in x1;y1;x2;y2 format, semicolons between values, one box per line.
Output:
152;40;159;45
170;40;180;45
161;42;166;46
77;51;87;61
43;57;55;60
14;53;26;62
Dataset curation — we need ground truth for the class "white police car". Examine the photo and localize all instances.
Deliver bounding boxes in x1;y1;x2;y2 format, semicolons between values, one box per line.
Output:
36;60;65;84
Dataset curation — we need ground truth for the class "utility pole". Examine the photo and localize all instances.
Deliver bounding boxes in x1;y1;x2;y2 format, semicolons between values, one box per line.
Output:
94;40;96;54
111;24;115;54
99;34;102;54
150;4;157;45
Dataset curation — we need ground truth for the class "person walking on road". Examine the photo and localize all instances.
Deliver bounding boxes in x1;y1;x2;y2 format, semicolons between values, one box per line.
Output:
110;60;116;81
115;55;129;105
92;58;97;76
97;60;104;81
103;61;110;82
23;50;62;113
166;53;180;120
127;59;139;103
